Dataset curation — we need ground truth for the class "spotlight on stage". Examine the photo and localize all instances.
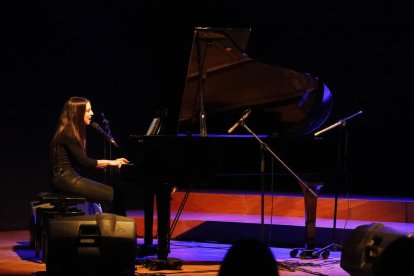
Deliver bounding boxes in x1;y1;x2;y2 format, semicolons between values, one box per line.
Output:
340;223;413;276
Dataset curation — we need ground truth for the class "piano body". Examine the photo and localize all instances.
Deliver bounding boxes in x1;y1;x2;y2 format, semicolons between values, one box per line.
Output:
122;27;335;259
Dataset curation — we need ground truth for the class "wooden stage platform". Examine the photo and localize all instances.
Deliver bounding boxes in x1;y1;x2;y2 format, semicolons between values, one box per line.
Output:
1;190;414;275
131;190;414;248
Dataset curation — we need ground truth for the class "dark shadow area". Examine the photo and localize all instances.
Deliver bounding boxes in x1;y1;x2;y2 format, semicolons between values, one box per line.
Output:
2;1;414;230
173;221;354;249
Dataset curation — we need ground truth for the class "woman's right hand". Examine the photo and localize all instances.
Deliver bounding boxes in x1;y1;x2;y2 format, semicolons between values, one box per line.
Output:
97;158;130;169
111;157;129;168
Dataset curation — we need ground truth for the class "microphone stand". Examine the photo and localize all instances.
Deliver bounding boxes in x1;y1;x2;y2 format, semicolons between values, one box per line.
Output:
239;121;317;242
102;117;113;183
314;110;363;252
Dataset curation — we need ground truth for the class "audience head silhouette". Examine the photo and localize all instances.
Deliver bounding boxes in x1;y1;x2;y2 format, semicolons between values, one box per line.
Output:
218;239;279;276
374;236;414;276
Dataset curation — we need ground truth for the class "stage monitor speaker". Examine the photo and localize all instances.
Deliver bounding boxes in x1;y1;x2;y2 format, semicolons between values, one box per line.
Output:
340;223;410;276
46;213;137;276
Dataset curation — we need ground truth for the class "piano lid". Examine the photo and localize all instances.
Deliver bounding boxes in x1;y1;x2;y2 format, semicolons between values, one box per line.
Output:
177;27;333;137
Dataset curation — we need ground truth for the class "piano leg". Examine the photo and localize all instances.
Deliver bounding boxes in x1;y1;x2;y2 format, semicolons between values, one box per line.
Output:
155;182;172;260
290;182;331;259
302;184;320;249
143;188;155;246
143;182;172;260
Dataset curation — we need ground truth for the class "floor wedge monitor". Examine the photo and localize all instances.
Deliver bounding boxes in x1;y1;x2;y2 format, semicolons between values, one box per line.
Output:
46;213;137;276
340;223;411;276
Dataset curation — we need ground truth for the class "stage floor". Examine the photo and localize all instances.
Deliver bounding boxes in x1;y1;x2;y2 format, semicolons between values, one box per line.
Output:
3;191;414;275
0;230;348;276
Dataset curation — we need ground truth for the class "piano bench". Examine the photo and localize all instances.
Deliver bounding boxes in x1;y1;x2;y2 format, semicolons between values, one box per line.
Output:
30;192;87;263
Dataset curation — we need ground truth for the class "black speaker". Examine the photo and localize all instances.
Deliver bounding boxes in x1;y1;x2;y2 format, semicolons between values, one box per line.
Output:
46;213;137;276
340;223;409;276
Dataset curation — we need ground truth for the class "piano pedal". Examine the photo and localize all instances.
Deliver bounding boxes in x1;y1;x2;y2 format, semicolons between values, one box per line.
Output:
143;257;183;271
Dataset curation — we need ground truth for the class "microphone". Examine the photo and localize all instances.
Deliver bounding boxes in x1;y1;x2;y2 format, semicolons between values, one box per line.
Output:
91;122;119;148
227;109;252;134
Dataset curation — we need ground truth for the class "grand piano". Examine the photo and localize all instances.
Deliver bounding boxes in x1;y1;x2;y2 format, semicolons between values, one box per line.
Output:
122;27;335;259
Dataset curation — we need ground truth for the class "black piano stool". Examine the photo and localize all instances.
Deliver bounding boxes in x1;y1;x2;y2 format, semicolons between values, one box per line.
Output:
31;192;86;263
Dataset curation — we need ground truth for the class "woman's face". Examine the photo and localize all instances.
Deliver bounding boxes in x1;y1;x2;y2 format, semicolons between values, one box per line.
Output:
84;101;94;125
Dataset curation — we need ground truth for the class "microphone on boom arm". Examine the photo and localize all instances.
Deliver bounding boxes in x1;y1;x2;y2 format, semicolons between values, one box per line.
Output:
91;122;119;148
227;109;252;134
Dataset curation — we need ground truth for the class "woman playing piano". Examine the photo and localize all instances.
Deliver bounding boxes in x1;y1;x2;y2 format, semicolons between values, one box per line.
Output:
49;96;129;215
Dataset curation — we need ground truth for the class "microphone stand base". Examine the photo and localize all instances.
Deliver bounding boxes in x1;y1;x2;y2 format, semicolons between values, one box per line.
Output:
289;243;342;260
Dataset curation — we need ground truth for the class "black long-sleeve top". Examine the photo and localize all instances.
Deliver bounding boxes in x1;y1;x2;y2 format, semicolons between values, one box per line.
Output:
51;132;97;173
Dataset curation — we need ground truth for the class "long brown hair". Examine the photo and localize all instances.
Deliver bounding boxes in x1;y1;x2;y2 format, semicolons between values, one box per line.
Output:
50;96;89;161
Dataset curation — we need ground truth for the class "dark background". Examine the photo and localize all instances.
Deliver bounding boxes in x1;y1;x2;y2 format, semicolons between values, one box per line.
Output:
1;1;413;229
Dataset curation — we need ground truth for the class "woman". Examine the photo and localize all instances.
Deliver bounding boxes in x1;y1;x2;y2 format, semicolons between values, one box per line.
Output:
50;96;129;213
